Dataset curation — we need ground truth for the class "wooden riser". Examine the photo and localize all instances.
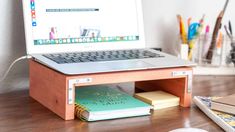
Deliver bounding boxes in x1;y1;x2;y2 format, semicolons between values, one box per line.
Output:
29;60;192;120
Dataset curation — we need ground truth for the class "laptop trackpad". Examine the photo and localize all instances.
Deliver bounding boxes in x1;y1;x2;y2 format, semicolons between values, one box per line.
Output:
106;60;154;71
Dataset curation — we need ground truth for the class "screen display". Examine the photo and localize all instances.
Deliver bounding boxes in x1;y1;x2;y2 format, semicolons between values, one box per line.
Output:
29;0;140;45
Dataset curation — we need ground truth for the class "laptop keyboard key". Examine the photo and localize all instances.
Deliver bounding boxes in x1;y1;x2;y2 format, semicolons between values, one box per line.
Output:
43;49;164;64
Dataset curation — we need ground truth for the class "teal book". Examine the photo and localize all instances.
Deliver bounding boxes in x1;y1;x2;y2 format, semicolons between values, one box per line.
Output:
75;85;151;121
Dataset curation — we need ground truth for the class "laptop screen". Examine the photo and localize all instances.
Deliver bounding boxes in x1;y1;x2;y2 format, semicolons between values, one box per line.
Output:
23;0;145;54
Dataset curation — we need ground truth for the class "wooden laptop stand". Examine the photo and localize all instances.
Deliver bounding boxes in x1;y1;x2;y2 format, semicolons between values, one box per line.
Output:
29;60;193;120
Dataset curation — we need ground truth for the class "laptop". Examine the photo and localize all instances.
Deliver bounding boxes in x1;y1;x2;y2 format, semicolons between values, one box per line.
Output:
22;0;195;75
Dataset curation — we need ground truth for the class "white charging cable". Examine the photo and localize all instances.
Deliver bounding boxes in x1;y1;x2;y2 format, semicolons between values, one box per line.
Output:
0;55;32;82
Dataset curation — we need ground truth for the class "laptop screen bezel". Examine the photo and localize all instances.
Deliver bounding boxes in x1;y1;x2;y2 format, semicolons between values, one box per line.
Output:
22;0;146;54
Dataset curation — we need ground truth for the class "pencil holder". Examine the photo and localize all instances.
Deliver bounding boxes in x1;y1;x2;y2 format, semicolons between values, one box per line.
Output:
197;35;224;67
223;36;235;67
175;35;199;62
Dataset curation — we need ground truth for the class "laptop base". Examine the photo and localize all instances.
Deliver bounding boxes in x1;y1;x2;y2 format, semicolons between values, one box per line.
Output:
29;60;193;120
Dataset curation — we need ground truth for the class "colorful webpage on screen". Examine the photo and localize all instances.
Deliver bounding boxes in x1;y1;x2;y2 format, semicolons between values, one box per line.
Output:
29;0;140;45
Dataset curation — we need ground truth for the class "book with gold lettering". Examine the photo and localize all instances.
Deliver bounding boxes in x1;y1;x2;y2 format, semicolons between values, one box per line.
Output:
75;85;151;121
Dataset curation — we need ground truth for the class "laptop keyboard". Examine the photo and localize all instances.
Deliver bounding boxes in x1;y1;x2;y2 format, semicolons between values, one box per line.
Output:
43;49;164;64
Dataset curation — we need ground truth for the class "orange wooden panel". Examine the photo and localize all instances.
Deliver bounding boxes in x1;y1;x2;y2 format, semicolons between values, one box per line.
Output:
29;60;75;120
67;67;193;87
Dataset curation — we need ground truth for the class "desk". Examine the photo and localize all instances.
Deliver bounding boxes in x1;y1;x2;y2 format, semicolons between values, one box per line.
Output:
1;76;235;131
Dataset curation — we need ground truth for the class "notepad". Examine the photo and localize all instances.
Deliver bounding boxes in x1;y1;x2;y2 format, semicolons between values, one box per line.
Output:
75;85;151;121
134;91;180;110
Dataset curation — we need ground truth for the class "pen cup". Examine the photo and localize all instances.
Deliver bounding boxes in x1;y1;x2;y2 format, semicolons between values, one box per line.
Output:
175;35;199;62
197;34;224;67
224;36;235;66
231;48;235;66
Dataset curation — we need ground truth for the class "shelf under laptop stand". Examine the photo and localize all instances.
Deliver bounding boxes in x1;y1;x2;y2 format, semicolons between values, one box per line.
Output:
29;60;193;120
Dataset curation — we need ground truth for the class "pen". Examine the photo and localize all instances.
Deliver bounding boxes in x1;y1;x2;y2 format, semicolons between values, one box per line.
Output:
181;17;187;44
188;17;192;28
206;0;229;63
188;23;199;42
199;14;205;25
224;25;232;40
216;32;223;55
177;15;187;44
229;20;233;35
203;25;210;57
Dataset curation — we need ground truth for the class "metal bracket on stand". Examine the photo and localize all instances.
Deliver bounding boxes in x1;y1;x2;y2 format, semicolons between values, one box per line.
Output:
68;78;93;104
172;71;193;93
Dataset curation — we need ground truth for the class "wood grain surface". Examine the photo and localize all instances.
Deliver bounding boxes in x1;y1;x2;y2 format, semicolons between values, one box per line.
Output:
0;76;235;132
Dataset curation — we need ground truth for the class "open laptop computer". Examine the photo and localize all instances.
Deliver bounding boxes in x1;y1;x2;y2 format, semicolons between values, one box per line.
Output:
22;0;195;75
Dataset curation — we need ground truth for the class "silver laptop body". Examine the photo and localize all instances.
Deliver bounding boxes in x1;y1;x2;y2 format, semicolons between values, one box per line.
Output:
22;0;195;75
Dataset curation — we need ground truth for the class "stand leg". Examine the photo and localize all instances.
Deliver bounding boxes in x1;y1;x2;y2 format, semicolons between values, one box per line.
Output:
29;60;75;120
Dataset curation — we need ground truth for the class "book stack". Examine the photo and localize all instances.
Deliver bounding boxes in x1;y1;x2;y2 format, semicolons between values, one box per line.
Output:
75;85;151;121
134;91;180;110
194;96;235;132
211;94;235;115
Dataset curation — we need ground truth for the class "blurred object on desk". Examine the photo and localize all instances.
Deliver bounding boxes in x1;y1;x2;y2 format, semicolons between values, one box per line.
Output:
224;20;235;66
